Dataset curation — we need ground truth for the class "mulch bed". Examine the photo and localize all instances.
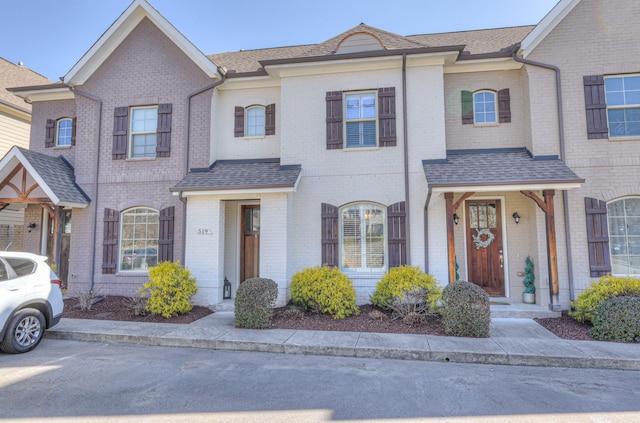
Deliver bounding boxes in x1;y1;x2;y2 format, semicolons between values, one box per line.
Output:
63;296;599;341
62;296;213;324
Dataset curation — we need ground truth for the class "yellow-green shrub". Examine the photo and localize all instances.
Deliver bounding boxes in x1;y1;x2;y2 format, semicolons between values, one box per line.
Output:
570;276;640;323
371;266;441;311
141;261;198;318
290;265;359;319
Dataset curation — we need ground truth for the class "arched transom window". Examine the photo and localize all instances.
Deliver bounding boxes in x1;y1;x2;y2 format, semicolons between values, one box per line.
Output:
608;197;640;275
119;207;159;271
340;203;385;272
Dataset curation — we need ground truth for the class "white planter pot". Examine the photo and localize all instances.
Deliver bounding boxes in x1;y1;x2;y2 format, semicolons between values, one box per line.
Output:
522;292;535;304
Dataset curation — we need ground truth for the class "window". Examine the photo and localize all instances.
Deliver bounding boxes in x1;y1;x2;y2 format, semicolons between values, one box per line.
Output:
474;91;496;124
56;118;73;146
4;258;36;277
607;197;640;275
340;203;385;272
119;207;159;271
345;92;377;148
130;106;158;158
605;75;640;138
246;106;265;136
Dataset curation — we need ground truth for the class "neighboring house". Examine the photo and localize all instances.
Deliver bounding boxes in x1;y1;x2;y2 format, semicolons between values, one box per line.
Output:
0;58;50;251
2;0;638;310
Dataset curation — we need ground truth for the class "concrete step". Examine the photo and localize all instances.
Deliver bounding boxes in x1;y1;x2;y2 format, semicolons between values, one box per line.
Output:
490;302;561;319
211;299;235;312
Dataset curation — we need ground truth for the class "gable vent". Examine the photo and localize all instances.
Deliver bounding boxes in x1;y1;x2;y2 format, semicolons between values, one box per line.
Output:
335;33;384;54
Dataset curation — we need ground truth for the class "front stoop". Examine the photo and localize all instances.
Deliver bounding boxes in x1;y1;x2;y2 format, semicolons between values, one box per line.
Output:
490;302;561;319
211;299;235;312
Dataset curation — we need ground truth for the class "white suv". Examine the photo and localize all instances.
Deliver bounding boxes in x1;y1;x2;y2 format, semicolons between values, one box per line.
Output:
0;252;63;354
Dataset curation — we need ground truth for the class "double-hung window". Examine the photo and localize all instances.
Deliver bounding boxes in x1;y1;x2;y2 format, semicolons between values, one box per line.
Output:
341;203;385;272
607;197;640;275
246;106;265;136
119;207;159;272
130;106;158;158
605;75;640;138
345;92;377;148
56;118;73;147
473;91;496;124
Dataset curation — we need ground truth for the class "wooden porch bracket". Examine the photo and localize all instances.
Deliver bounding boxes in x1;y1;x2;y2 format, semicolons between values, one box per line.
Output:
520;189;560;301
445;191;475;283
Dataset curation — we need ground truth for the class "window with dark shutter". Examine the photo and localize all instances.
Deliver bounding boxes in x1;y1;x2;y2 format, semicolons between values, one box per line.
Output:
45;119;55;148
326;91;343;149
321;203;339;266
71;117;77;146
112;107;129;160
265;103;276;136
461;91;474;124
387;201;406;268
156;103;172;157
585;197;611;277
498;89;511;123
378;87;396;147
583;75;608;139
102;208;119;274
234;106;245;137
158;206;175;262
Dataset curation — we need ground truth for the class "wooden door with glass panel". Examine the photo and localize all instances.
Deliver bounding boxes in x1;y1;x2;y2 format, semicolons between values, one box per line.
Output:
240;205;260;282
466;200;504;296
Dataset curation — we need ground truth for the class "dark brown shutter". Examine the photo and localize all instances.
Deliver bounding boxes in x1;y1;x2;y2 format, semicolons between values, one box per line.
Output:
378;87;397;147
321;203;339;267
112;107;129;160
71;117;77;146
102;208;119;274
45;119;55;148
498;89;511;123
584;75;608;139
156;103;172;157
234;106;244;137
326;91;343;150
388;201;406;268
265;103;276;136
585;197;611;277
461;91;474;124
158;206;175;262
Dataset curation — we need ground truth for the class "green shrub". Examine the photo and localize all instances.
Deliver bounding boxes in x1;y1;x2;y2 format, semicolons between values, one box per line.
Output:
440;281;490;338
523;256;535;294
370;266;441;317
290;266;359;319
570;276;640;323
234;278;278;329
141;261;198;318
589;296;640;342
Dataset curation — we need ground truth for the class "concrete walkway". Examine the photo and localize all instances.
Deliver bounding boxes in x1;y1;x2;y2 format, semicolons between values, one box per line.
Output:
45;313;640;371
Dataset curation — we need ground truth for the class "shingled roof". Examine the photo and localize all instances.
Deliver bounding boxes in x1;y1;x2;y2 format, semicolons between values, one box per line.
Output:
422;148;583;189
0;58;50;112
172;159;301;193
209;24;535;75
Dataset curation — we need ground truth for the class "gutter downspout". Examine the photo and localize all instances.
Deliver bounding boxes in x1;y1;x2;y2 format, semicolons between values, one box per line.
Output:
181;68;228;261
424;187;432;272
512;46;576;303
69;87;102;291
402;53;411;263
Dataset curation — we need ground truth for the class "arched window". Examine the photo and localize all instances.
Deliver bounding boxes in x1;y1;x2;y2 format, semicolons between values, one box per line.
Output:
340;203;385;272
119;207;159;271
56;118;73;146
608;197;640;275
246;106;265;136
474;91;496;124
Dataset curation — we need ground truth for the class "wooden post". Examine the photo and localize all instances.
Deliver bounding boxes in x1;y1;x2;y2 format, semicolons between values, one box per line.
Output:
53;206;64;273
445;192;455;283
543;190;559;297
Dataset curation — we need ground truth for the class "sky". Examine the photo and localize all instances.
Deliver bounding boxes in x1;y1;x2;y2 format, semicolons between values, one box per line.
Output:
1;0;560;82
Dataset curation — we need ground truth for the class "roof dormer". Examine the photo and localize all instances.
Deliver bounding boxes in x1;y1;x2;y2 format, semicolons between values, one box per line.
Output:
335;32;385;54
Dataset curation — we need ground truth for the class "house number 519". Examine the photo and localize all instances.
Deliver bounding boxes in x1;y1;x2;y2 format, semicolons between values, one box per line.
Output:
197;228;212;235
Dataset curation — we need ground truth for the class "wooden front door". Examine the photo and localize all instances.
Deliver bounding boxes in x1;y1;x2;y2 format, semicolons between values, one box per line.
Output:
466;200;504;296
240;205;260;282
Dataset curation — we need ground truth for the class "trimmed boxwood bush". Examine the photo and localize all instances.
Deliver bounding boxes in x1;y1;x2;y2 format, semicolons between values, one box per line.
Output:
142;261;198;318
440;281;490;338
570;276;640;324
371;265;441;313
589;296;640;342
234;278;278;329
290;265;359;319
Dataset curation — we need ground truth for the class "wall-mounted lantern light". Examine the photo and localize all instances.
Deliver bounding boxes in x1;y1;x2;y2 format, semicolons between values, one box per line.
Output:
453;213;460;225
27;222;37;233
512;212;521;224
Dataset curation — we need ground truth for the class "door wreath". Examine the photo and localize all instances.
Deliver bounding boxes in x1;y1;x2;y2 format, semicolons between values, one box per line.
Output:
472;228;495;249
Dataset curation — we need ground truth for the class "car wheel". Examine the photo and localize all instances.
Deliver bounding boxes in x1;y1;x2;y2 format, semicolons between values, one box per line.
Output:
0;308;46;354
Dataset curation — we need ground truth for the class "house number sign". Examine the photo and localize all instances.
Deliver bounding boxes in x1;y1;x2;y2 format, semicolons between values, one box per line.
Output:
197;228;213;235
